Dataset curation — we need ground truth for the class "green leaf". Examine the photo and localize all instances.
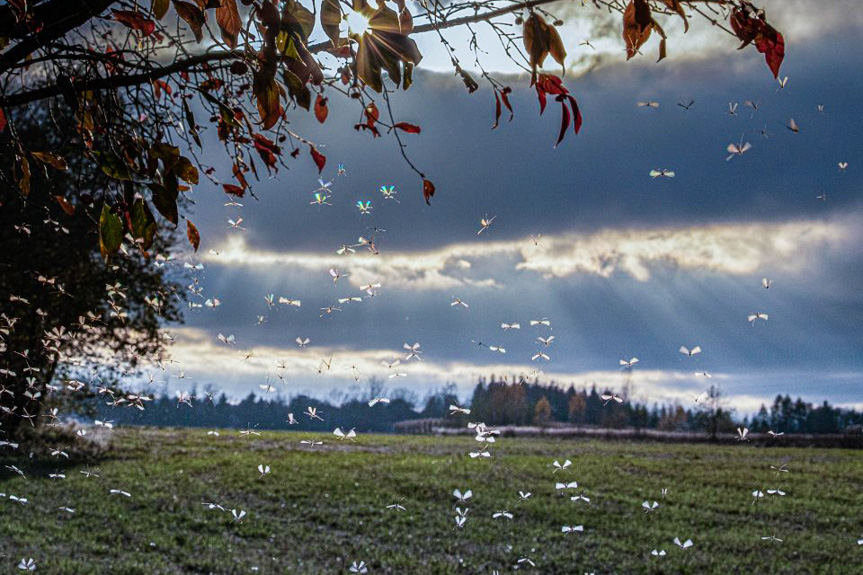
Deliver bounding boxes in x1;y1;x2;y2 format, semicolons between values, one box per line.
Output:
283;69;311;110
182;99;201;148
153;0;169;20
149;182;178;226
174;156;199;185
99;203;124;259
130;197;157;250
94;151;132;181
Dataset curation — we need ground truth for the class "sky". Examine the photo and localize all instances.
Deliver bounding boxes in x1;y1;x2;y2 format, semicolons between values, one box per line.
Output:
156;1;863;414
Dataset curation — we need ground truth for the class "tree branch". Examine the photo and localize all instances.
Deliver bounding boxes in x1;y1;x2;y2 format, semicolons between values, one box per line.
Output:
0;0;732;109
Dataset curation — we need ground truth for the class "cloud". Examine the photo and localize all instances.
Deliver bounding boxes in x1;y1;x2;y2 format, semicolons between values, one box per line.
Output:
202;217;849;290
160;328;863;415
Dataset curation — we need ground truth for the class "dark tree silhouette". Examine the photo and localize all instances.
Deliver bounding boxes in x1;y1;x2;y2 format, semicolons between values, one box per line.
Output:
0;106;184;440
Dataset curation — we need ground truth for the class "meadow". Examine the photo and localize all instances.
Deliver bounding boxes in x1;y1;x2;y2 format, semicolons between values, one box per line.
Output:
1;428;861;574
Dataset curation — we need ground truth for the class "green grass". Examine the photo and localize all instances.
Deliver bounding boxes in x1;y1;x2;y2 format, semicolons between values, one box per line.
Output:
1;428;861;574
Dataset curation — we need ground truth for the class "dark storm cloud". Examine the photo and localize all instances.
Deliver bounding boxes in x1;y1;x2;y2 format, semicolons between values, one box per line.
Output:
168;30;863;409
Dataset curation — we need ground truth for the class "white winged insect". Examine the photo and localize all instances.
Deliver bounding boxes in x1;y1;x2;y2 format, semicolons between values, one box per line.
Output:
257;464;271;478
642;500;659;513
727;101;738;115
530;318;551;328
748;312;769;325
737;427;750;441
570;492;590;504
450;297;469;309
532;351;550;361
501;322;521;331
305;406;324;421
673;537;693;549
449;404;470;415
231;509;246;522
493;510;513;520
637;101;659;108
726;137;752;161
768;430;785;439
555;481;579;491
349;561;369;574
333;427;357;441
561;524;584;534
110;489;131;497
762;277;772;289
469;447;491;459
477;216;496;235
762;535;783;543
649;169;675;178
602;393;624;406
368;397;391;407
295;336;310;348
17;558;36;572
328;268;348;284
518;491;532;501
679;345;702;357
403;342;423;361
786;117;799;133
651;549;666;557
453;488;473;504
752;489;765;504
537;335;555;347
380;185;398;201
553;459;572;472
620;357;639;369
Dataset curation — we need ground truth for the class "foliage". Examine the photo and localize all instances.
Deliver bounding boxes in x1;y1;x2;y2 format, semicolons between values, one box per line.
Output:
0;105;184;439
0;0;787;252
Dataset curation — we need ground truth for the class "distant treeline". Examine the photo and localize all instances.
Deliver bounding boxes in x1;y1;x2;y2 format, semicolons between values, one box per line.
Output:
89;376;863;436
468;377;863;435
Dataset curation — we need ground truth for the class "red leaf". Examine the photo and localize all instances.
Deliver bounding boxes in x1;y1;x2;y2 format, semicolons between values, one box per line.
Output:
756;30;785;79
423;179;435;206
0;110;6;133
730;4;785;78
314;94;329;124
310;146;326;174
500;87;514;121
253;133;280;172
222;184;245;197
568;96;583;135
186;220;201;252
112;9;156;36
393;122;421;134
492;90;502;130
555;96;570;148
365;103;380;128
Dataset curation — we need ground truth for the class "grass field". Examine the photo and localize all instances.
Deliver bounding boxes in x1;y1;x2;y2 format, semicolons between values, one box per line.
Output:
1;428;861;574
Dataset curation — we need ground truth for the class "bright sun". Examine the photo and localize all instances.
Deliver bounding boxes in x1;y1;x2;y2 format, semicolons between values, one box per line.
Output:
346;11;371;35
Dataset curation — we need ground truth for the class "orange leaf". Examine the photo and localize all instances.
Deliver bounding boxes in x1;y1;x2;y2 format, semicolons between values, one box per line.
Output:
423;179;435;206
186;220;200;252
54;195;76;216
174;1;205;43
623;0;654;60
112;9;156;36
314;94;329;124
216;0;242;49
